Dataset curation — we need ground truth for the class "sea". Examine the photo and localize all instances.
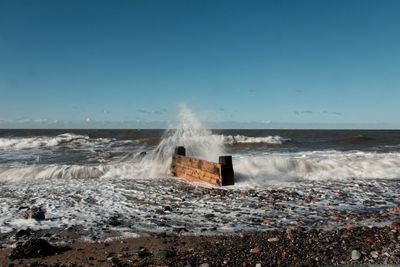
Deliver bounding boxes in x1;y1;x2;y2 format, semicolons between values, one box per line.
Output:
1;108;400;243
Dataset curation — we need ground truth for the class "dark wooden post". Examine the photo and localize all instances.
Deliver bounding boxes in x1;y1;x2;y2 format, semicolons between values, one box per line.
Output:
174;146;186;156
219;156;234;186
172;146;185;176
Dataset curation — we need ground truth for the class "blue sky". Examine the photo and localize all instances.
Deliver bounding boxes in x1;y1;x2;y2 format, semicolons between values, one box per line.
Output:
0;0;399;129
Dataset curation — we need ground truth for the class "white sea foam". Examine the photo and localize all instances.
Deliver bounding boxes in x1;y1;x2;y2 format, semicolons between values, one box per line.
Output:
0;165;106;181
0;133;114;150
222;135;289;144
234;151;400;185
2;150;400;183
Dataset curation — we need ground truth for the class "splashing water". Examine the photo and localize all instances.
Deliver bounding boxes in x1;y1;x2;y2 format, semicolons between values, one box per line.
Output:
154;105;224;161
102;105;225;179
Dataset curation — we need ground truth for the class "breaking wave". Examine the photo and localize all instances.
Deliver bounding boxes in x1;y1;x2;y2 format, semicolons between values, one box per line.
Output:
0;105;225;181
2;150;400;183
222;135;289;144
0;165;106;181
1;107;399;184
0;133;136;150
234;151;400;185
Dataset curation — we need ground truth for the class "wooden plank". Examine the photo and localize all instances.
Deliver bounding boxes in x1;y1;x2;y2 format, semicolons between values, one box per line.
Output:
171;146;234;186
175;163;221;182
174;165;222;186
173;155;220;175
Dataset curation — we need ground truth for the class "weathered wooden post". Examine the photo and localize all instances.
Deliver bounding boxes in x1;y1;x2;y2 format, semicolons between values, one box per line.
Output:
171;146;235;186
219;156;235;186
174;146;186;156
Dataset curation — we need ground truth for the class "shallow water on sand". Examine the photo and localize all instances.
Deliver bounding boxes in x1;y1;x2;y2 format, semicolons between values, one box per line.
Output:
1;176;399;245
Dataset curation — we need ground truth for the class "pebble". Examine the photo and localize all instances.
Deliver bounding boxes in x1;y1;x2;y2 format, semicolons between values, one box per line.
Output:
250;247;261;254
267;237;279;242
199;263;210;267
255;264;262;267
155;250;171;258
390;221;399;231
351;250;361;260
371;251;379;258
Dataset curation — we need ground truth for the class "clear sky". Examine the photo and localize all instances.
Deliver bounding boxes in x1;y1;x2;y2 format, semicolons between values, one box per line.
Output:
0;0;399;129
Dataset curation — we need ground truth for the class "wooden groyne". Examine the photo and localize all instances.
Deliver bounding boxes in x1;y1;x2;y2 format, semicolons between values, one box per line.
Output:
171;146;234;186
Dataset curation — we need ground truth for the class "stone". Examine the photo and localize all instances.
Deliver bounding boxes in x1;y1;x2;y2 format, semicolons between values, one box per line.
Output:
135;248;151;258
371;251;379;258
9;238;59;259
164;206;172;212
365;236;376;244
24;207;45;221
267;237;279;242
199;264;210;267
239;231;246;239
15;229;32;238
390;221;399;231
351;250;361;260
255;264;262;267
107;215;121;226
155;250;172;258
250;247;261;254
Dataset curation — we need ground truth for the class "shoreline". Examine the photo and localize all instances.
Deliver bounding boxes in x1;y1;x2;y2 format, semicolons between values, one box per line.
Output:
1;225;400;266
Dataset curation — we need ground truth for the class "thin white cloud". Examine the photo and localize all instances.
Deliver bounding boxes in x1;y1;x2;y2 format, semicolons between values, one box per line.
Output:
136;108;166;115
294;110;342;116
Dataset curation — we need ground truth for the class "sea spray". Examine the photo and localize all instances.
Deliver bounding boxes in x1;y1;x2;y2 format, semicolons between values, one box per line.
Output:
103;105;226;179
135;105;225;177
154;104;225;162
0;106;225;181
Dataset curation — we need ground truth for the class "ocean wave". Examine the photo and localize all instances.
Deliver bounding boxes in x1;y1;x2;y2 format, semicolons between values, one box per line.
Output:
0;133;136;150
0;151;169;181
222;135;289;144
234;151;400;184
3;150;400;183
0;165;106;181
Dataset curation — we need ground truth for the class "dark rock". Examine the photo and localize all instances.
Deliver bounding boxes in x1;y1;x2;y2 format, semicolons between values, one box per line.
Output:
135;248;151;258
204;213;215;219
164;206;172;212
15;228;32;238
24;207;46;221
108;257;125;266
155;209;165;215
108;215;122;227
155;250;173;258
9;238;59;259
